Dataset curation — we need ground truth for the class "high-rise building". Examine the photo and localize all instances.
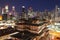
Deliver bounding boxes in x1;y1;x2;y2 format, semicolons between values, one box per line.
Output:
8;12;13;20
55;5;60;22
2;5;9;20
12;6;16;16
12;6;18;20
8;6;18;20
2;8;5;14
5;5;9;13
28;7;34;18
35;11;41;19
21;6;26;19
44;9;48;19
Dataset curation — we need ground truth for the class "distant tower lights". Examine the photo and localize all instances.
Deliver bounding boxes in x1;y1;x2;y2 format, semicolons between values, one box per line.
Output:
5;5;9;13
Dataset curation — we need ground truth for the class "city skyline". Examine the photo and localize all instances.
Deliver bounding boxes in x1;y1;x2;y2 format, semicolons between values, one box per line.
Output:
0;0;59;12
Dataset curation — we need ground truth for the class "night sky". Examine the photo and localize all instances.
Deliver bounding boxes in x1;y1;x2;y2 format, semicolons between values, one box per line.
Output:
0;0;59;12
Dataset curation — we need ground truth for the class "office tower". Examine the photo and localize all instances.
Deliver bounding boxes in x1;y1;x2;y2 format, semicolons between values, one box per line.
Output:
8;6;15;20
21;6;26;19
55;6;60;17
12;6;17;20
22;6;25;13
55;5;60;22
36;11;41;19
54;5;58;22
9;12;13;20
28;7;34;18
2;5;9;20
5;5;9;13
10;6;18;20
12;6;16;16
44;9;48;19
2;8;5;20
2;8;5;14
55;5;58;17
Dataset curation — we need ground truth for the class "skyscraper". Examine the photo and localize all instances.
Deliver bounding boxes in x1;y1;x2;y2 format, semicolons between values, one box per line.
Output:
28;7;34;18
5;5;9;13
2;8;5;14
55;5;60;22
9;12;13;20
9;6;18;20
2;5;9;20
12;6;16;16
21;6;26;19
44;9;48;19
55;5;58;17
